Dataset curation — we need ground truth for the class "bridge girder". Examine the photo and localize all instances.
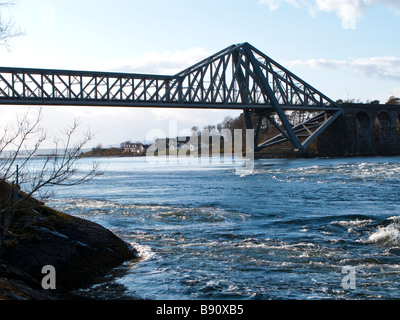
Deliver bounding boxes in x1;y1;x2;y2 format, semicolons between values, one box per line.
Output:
0;42;342;152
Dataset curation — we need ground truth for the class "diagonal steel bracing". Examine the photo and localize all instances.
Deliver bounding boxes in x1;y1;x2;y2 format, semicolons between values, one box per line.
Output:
0;42;342;152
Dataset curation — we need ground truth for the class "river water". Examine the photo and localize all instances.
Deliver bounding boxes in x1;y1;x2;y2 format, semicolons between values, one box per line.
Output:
42;155;400;300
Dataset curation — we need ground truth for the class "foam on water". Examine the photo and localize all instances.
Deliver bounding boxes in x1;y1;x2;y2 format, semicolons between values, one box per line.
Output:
129;242;155;261
332;219;374;234
368;223;400;245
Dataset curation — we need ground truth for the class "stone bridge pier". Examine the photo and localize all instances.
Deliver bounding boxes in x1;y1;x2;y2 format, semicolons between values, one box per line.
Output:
317;103;400;157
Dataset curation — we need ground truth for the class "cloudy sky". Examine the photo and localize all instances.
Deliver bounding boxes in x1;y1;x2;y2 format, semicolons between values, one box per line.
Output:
1;0;400;148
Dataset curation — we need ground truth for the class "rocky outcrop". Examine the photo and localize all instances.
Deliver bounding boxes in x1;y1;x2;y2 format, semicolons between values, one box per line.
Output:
0;181;138;299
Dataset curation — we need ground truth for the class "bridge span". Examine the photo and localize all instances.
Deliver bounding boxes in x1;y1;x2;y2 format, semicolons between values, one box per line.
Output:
0;42;343;153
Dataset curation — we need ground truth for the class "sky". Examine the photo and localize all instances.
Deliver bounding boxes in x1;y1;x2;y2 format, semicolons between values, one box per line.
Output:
1;0;400;149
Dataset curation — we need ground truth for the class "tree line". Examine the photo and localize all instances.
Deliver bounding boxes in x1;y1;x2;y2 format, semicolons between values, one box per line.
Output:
336;95;400;105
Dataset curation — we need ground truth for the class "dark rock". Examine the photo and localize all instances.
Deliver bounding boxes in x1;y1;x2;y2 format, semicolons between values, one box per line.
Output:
0;181;138;299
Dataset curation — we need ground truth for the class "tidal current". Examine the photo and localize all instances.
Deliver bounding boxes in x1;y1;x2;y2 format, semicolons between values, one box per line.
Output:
43;156;400;300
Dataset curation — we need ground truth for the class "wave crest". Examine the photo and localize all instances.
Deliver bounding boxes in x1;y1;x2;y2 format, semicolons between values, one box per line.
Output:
368;223;400;245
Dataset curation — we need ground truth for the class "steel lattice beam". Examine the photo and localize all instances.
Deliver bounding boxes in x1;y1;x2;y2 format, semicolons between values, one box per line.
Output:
0;42;343;152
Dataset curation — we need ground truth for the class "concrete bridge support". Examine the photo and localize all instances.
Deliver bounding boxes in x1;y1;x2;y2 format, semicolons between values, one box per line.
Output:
317;103;400;157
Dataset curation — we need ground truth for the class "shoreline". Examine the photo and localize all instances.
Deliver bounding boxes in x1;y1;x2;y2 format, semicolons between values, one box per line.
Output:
77;151;400;160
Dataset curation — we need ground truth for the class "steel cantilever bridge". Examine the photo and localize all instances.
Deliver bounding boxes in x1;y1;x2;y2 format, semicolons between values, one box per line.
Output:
0;42;342;152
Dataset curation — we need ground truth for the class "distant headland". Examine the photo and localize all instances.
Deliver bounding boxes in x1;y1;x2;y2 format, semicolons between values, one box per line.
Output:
80;141;150;157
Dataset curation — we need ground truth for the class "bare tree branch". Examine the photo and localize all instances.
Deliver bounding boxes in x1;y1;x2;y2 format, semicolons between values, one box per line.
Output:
0;0;23;47
0;108;103;231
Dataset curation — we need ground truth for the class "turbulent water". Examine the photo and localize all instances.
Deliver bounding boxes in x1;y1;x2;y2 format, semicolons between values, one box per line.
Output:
40;155;400;300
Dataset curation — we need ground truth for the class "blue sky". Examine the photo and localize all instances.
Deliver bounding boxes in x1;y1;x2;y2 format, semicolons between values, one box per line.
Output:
1;0;400;148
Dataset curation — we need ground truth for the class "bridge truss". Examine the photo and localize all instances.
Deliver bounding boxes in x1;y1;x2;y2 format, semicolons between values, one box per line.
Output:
0;42;342;152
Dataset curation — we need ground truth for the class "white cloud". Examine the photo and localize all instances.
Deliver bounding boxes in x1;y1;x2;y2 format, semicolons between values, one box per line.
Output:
314;0;361;29
0;39;211;76
104;47;211;75
350;56;400;81
374;0;400;14
258;0;300;10
259;0;400;29
286;56;400;81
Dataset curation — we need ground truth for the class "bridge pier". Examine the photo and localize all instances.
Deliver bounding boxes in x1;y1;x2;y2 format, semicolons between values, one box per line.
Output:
317;103;400;157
